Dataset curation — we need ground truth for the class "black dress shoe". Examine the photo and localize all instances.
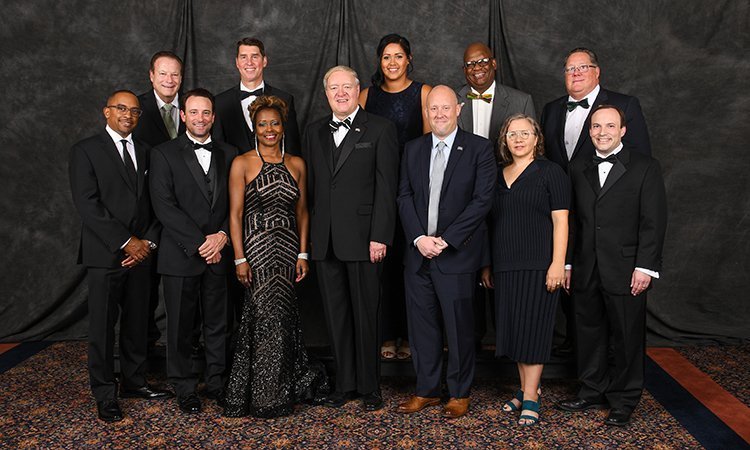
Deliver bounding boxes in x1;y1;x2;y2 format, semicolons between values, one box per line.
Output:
605;409;632;426
121;384;174;400
558;397;608;412
361;391;384;412
178;393;202;414
204;388;226;407
322;391;355;408
97;399;123;422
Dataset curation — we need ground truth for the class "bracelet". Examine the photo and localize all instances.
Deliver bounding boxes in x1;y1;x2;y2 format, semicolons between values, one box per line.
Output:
234;258;247;266
297;253;309;260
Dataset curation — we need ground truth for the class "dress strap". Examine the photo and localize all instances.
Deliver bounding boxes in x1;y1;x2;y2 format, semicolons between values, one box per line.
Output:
255;146;266;164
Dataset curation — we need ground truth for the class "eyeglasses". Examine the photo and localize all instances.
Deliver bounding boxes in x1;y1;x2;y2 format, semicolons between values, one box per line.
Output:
106;104;143;117
464;57;491;69
564;64;597;74
505;130;535;140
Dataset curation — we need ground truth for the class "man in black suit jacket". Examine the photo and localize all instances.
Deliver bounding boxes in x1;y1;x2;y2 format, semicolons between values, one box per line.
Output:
456;42;536;350
303;65;399;412
396;86;497;419
69;90;171;423
133;50;187;348
540;47;651;173
149;88;238;414
558;105;667;427
540;47;652;356
214;37;300;154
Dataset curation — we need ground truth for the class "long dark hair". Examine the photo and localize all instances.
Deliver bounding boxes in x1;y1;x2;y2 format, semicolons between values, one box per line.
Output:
370;33;413;87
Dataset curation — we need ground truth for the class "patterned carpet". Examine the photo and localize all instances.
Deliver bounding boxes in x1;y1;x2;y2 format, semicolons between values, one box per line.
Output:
2;342;747;449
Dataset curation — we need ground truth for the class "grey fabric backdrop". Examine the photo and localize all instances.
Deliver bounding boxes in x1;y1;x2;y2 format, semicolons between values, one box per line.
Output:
1;0;748;345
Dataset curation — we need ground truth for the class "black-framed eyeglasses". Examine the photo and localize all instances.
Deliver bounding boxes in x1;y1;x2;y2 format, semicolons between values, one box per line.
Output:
106;104;143;117
505;130;535;140
464;57;491;69
564;64;597;74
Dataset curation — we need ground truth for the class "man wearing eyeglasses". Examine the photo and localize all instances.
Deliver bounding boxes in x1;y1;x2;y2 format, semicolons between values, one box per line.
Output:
69;90;172;423
457;42;535;145
540;47;652;358
456;42;535;354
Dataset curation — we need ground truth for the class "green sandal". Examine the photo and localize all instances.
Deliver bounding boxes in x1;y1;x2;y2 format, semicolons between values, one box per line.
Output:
519;399;540;426
502;390;524;412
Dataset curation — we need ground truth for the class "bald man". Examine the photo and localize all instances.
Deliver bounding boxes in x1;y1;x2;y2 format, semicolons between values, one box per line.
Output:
397;86;497;419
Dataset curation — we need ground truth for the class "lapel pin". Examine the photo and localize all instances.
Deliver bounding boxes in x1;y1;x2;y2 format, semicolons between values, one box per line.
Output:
355;128;361;132
457;146;463;151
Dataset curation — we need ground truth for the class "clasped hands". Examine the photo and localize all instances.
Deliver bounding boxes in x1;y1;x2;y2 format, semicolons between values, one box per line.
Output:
121;237;151;268
199;232;228;264
416;236;448;259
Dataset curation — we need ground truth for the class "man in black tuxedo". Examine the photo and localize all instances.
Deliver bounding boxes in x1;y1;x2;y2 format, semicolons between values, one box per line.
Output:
214;37;300;154
456;42;535;351
69;90;172;423
540;47;652;356
303;65;399;412
150;88;238;414
133;50;186;349
558;105;666;427
396;86;497;419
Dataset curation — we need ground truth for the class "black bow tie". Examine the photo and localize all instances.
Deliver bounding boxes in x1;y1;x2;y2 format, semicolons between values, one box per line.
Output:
566;98;590;112
593;154;617;165
193;142;213;151
329;117;352;133
240;88;263;100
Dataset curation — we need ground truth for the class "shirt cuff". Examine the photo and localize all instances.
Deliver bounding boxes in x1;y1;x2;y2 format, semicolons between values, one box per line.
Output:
120;237;132;250
635;267;659;279
413;235;426;247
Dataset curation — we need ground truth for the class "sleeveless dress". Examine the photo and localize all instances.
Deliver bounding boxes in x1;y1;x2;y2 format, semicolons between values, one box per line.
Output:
224;149;328;418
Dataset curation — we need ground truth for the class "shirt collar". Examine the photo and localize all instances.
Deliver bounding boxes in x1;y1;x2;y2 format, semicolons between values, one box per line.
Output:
186;131;212;147
431;126;458;150
153;91;179;109
331;106;359;125
105;125;133;146
240;81;265;93
568;84;600;105
470;80;496;96
596;142;623;159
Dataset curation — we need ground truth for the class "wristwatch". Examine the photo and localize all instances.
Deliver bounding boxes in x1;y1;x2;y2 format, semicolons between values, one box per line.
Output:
147;240;158;250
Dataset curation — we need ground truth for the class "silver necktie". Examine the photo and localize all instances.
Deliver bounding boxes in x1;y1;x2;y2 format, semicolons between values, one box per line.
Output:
427;141;447;236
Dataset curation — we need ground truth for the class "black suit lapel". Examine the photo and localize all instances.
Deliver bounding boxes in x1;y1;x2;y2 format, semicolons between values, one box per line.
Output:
134;141;147;198
583;161;600;195
233;87;254;147
554;97;569;162
179;136;211;204
333;111;366;175
571;90;608;161
101;131;136;193
210;148;227;209
440;130;466;198
318;122;335;174
145;92;171;140
599;149;629;199
420;135;432;201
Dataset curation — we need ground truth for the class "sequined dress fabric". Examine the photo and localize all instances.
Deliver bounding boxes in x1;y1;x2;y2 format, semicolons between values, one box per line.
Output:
224;155;327;418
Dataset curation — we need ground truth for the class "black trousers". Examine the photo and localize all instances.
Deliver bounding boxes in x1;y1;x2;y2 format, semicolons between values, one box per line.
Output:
574;267;647;413
163;270;228;397
87;264;150;401
405;260;476;398
316;257;382;395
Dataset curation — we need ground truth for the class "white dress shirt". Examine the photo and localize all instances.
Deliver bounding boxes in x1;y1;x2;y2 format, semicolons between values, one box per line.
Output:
564;84;600;160
240;81;265;131
105;125;137;171
186;132;213;174
331;107;359;147
470;81;495;139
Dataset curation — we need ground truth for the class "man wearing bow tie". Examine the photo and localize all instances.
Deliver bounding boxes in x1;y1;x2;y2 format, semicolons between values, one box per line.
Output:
396;86;496;419
214;37;300;155
457;42;535;145
540;47;653;357
150;88;238;414
456;42;535;352
558;105;666;427
302;66;399;412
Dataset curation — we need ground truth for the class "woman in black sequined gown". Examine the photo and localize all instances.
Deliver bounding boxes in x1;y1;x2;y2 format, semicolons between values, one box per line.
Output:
358;33;432;361
224;95;327;418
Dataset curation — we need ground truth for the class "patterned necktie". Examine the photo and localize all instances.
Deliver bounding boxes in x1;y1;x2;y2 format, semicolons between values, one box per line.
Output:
467;92;493;103
161;104;177;139
427;141;447;236
566;98;590;112
329;117;352;133
120;139;137;188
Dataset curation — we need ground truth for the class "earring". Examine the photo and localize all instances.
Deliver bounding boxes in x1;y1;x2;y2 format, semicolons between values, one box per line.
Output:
281;134;285;157
254;135;259;154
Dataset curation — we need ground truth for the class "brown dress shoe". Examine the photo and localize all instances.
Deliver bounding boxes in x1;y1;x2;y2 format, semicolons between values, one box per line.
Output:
396;395;441;414
443;397;470;418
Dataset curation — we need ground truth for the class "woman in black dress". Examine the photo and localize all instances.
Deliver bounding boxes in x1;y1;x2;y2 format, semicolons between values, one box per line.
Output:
481;114;570;426
224;95;327;418
358;33;431;360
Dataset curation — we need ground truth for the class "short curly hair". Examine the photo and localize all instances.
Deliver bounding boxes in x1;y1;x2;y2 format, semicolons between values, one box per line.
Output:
248;95;288;126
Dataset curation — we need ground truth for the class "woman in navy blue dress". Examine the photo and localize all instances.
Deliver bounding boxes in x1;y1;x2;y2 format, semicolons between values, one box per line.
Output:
481;114;570;426
359;33;431;360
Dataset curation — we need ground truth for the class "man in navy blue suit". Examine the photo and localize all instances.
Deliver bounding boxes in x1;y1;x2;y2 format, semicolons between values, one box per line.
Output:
396;85;496;419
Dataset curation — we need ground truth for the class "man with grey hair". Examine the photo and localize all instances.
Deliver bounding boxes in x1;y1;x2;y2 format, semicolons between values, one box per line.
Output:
302;65;399;412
